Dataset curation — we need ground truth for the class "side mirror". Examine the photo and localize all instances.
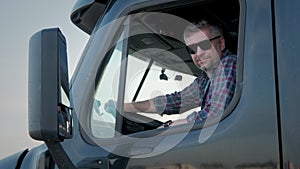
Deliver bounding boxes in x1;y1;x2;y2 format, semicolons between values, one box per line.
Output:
28;28;72;141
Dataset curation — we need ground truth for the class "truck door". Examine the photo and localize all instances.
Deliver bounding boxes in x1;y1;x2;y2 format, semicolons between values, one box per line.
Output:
71;0;282;168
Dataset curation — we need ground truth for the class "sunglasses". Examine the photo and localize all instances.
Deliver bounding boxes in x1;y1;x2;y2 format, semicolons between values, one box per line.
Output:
186;35;222;54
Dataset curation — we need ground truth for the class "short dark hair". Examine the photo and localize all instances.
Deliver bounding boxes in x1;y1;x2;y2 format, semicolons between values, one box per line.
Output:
183;19;223;42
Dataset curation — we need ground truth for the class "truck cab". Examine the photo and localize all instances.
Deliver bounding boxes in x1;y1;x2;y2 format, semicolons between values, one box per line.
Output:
1;0;300;168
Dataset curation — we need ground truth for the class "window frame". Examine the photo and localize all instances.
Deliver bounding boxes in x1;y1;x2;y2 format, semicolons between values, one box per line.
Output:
85;0;245;144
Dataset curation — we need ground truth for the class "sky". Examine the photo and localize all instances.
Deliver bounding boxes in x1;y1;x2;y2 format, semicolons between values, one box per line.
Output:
0;1;88;158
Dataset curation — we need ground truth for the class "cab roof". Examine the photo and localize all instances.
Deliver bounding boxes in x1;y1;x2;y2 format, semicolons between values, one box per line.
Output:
71;0;109;34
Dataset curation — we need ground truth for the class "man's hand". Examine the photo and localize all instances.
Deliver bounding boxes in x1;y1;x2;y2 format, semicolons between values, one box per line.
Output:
160;118;188;128
169;118;188;126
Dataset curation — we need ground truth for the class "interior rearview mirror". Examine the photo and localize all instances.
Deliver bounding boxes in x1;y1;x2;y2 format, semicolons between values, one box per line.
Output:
28;28;72;141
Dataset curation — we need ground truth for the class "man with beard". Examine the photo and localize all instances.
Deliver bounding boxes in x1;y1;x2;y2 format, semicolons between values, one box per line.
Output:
107;19;237;126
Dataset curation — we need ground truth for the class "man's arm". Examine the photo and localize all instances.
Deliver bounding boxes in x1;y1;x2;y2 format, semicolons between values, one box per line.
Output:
124;99;158;113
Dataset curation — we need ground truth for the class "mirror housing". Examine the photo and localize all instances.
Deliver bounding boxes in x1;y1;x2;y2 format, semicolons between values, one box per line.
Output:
28;28;72;141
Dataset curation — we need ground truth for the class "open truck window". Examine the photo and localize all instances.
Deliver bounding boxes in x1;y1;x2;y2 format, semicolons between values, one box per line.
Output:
90;0;241;138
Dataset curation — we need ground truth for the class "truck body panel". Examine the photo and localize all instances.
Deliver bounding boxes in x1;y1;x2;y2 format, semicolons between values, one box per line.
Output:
0;149;28;169
274;0;300;166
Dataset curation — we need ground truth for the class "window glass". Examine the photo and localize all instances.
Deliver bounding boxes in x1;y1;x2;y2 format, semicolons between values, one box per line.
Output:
90;37;123;138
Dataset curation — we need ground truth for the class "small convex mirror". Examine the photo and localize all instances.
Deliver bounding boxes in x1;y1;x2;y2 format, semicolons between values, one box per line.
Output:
58;87;72;139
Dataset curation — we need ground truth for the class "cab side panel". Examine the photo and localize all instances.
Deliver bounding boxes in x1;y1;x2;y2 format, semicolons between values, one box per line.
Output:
274;0;300;168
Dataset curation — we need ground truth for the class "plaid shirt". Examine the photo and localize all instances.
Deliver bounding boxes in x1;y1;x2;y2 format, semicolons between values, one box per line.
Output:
154;50;236;122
